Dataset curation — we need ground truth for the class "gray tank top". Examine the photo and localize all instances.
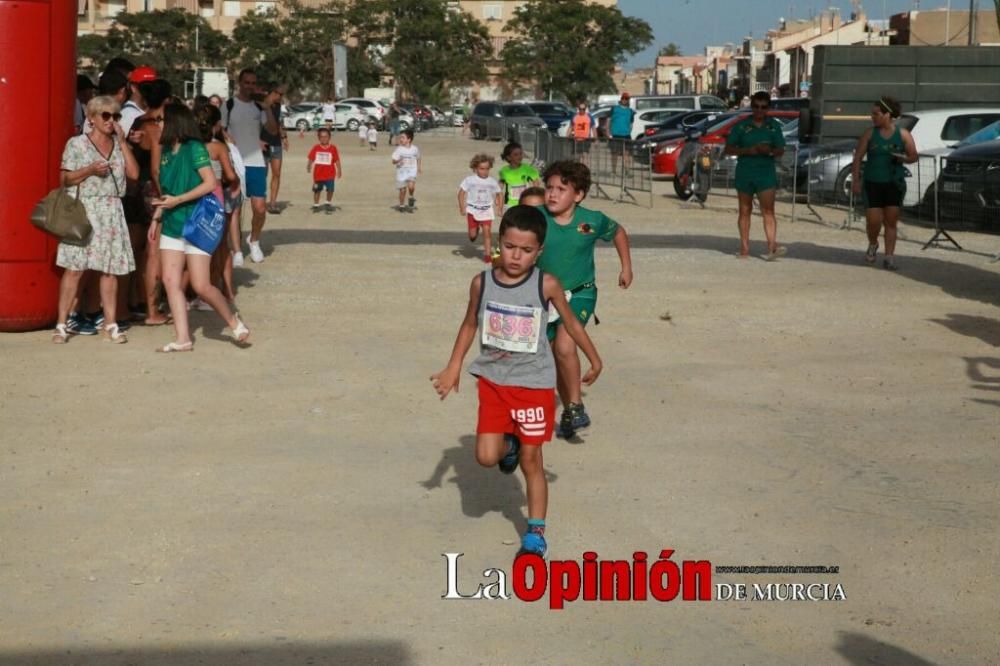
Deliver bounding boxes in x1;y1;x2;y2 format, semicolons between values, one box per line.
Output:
468;267;555;389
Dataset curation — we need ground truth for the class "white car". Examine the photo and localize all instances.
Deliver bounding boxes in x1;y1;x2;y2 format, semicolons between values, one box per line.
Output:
630;107;691;140
286;103;370;132
338;97;388;127
896;107;1000;205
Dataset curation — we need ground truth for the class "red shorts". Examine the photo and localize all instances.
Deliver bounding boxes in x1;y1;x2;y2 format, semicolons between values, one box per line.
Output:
476;376;556;445
467;214;492;233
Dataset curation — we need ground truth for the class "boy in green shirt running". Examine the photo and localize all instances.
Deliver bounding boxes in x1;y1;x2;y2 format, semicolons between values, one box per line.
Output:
536;161;633;438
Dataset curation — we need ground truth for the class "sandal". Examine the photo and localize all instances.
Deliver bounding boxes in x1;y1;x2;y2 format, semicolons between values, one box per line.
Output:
102;323;128;344
156;341;193;353
52;323;70;344
231;315;250;344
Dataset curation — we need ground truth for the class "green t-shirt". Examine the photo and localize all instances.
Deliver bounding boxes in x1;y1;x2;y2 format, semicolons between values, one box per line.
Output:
498;163;540;206
159;140;211;239
535;205;619;291
725;117;786;172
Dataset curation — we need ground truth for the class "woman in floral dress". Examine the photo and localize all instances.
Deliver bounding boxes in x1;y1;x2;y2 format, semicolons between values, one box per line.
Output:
52;95;139;344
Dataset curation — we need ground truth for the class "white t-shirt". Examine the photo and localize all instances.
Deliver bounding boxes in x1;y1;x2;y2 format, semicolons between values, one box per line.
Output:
223;98;269;168
321;103;337;121
358;124;368;140
460;174;501;221
392;145;420;180
367;127;378;143
120;100;145;136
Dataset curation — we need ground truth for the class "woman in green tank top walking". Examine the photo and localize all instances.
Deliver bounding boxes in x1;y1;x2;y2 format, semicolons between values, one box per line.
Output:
851;96;917;270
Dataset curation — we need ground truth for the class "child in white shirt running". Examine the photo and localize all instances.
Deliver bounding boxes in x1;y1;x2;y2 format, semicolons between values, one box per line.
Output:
458;153;502;263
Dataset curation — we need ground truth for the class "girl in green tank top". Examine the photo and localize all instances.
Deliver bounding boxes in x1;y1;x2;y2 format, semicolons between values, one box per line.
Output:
851;96;917;271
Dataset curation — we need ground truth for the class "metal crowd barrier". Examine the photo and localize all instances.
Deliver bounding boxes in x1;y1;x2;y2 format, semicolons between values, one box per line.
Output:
517;128;654;207
700;141;997;250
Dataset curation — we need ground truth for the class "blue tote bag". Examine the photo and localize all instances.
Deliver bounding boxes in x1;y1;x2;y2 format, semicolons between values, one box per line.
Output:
182;194;226;254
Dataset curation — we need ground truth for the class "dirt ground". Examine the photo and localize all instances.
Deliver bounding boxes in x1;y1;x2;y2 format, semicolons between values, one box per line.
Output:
1;127;998;665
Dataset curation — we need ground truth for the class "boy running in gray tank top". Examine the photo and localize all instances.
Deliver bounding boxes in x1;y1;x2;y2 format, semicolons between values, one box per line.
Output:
431;206;603;558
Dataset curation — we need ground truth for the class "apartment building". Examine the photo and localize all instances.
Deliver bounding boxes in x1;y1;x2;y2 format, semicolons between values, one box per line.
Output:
78;0;327;36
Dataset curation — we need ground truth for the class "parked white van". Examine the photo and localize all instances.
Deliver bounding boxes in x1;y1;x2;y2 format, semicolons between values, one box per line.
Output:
629;95;728;112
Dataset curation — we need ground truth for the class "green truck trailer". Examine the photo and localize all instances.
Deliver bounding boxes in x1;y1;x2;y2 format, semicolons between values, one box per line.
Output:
806;45;1000;143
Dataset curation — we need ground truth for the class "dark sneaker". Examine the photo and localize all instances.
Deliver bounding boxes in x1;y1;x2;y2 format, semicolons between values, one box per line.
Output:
519;526;547;558
88;311;104;329
498;434;521;474
67;312;97;336
883;257;898;271
865;243;878;264
408;196;416;209
556;402;591;439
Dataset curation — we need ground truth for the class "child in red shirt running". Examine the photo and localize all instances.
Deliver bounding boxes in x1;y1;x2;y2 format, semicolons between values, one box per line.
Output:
307;128;342;211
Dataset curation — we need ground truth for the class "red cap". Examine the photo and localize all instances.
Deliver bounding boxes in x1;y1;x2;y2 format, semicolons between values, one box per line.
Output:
620;92;630;100
129;66;157;83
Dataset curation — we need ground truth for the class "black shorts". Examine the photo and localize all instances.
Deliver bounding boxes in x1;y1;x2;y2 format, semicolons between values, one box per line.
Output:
864;180;904;209
573;140;592;155
609;137;630;156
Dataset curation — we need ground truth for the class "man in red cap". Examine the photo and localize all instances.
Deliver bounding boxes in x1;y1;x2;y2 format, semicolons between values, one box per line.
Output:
608;91;635;174
122;65;157;136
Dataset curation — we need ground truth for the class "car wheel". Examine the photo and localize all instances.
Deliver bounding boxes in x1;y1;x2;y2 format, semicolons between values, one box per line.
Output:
347;118;359;132
400;120;410;131
296;119;309;132
834;166;854;206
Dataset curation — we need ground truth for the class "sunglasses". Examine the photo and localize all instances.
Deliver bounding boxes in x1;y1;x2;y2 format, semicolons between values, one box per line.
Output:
99;111;123;122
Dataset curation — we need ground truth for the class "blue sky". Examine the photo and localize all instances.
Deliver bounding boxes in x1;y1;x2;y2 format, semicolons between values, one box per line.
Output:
617;0;930;69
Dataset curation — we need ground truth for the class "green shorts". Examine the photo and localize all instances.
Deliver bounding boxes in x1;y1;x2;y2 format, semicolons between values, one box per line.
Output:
546;290;597;341
734;168;778;195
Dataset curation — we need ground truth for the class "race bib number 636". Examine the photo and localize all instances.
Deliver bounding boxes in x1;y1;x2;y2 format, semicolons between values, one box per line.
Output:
483;301;542;353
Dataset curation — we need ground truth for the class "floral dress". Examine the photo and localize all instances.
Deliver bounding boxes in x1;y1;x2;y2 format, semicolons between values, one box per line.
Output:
55;133;135;275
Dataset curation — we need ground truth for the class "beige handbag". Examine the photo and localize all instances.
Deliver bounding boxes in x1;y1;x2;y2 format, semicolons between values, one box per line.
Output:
30;185;93;246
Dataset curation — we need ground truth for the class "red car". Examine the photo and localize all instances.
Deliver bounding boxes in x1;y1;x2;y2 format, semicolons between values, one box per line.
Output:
652;110;799;177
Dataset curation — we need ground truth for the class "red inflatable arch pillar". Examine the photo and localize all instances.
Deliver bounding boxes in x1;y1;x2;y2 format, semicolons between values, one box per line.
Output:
0;1;75;332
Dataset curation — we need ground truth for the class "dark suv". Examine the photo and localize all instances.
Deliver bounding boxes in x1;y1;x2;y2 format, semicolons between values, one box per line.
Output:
525;102;573;132
470;101;547;141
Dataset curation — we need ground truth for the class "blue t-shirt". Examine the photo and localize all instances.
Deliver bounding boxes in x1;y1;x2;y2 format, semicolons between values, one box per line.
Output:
609;105;635;138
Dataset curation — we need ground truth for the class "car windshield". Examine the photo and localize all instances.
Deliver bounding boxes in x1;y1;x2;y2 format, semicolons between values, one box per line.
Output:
703;114;741;133
504;105;534;117
957;120;1000;146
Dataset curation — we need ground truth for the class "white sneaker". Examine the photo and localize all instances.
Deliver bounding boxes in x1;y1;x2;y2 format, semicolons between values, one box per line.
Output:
190;297;214;312
232;251;244;268
249;240;264;263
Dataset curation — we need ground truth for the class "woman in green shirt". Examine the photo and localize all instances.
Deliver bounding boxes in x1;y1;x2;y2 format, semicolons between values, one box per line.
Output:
850;96;917;271
724;91;787;260
149;103;250;352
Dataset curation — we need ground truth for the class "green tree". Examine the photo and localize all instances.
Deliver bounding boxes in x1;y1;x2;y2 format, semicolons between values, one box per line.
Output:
235;1;361;99
659;43;683;57
361;0;491;101
501;0;653;102
96;9;230;93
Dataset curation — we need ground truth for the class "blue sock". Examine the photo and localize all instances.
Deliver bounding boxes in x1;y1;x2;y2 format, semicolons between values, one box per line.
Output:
527;518;545;534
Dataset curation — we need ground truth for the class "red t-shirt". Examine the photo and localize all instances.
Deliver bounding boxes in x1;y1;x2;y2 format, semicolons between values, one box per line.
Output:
308;144;340;181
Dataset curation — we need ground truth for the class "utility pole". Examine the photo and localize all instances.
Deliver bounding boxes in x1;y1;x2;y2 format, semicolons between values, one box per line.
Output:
967;0;977;45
